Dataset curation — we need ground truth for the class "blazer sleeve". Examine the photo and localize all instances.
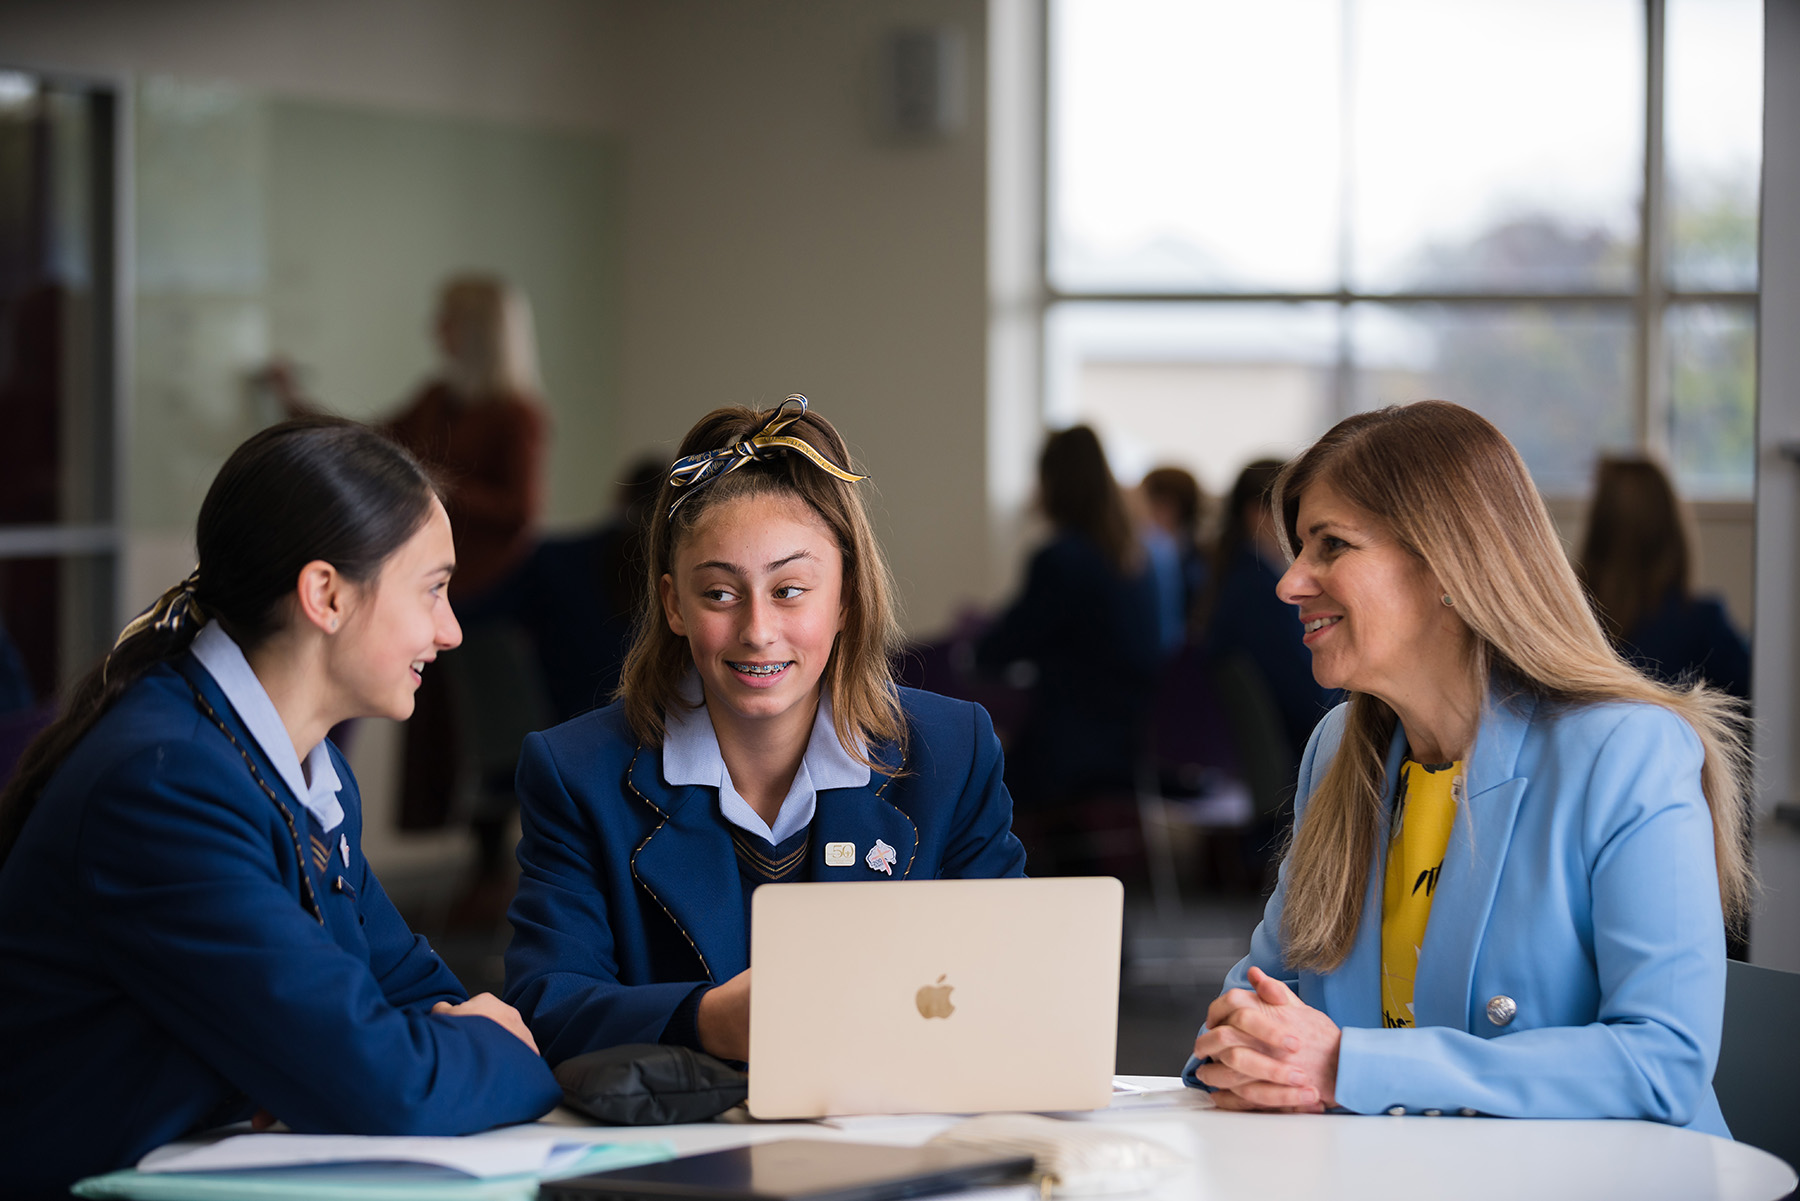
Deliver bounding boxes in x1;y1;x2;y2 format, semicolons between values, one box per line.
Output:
1180;708;1337;1087
1332;706;1725;1124
76;741;561;1135
353;843;468;1013
505;732;707;1063
934;702;1028;880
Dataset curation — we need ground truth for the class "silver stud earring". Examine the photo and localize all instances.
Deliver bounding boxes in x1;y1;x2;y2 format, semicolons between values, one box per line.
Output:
1441;594;1455;608
329;618;338;631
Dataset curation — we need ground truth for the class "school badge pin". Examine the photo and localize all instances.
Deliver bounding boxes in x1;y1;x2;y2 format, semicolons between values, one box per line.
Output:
866;838;898;876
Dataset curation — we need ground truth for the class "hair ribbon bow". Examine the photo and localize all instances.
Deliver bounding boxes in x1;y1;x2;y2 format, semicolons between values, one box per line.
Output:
112;567;207;651
665;395;866;517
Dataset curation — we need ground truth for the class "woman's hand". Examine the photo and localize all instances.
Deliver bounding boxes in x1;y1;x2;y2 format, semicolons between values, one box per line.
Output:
1193;967;1341;1112
432;993;540;1055
697;969;752;1061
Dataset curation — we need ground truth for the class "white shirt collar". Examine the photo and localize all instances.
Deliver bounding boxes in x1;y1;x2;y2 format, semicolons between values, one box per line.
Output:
662;674;870;845
189;622;345;833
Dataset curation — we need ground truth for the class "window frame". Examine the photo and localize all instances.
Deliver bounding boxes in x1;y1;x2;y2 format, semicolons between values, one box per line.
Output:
1038;0;1761;495
0;63;131;689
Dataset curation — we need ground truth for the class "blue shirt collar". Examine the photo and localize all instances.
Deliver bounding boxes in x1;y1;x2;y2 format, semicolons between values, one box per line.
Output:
662;674;870;845
189;622;345;833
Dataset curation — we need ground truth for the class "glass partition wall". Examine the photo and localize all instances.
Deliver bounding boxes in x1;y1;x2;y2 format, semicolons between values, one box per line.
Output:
1045;0;1762;502
0;69;123;718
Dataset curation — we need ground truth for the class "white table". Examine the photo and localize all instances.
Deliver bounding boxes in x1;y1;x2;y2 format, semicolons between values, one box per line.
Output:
500;1076;1800;1201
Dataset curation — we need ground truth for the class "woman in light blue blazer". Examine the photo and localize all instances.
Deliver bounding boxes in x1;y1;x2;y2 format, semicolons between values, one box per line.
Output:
1185;401;1751;1135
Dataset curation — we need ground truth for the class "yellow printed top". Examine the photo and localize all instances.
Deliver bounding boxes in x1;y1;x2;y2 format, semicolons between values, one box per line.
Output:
1380;758;1462;1029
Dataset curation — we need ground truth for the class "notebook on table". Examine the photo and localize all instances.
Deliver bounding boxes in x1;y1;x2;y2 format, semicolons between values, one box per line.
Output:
746;877;1123;1119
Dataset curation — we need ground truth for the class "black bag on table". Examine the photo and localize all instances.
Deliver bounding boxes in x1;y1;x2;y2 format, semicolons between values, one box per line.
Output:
553;1043;748;1125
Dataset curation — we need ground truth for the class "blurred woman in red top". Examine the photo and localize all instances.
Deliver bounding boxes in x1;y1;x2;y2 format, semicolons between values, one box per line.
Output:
385;275;548;833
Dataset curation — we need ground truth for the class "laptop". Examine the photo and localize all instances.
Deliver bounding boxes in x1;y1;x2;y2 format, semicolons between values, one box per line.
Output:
746;877;1123;1119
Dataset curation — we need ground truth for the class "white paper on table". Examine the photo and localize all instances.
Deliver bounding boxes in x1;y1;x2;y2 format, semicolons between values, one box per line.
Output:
812;1113;963;1139
138;1134;594;1179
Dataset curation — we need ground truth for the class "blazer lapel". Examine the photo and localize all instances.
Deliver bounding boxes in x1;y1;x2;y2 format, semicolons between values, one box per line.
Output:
625;748;748;981
809;745;917;881
176;656;307;818
1314;723;1408;1030
174;655;328;922
1412;689;1535;1031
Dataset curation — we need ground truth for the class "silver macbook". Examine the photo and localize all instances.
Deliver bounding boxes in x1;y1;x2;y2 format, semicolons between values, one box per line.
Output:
746;877;1123;1119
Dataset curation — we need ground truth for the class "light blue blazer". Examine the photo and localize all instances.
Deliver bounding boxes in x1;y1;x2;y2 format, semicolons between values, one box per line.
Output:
1185;687;1730;1135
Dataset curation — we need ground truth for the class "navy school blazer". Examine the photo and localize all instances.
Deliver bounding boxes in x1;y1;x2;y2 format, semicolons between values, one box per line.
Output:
0;656;560;1199
504;687;1029;1065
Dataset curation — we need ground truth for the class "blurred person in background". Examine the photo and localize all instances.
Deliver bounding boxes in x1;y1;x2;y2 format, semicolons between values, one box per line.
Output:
1579;455;1749;701
0;618;30;716
975;426;1160;871
1201;459;1339;762
383;274;549;834
510;454;669;723
1139;465;1208;653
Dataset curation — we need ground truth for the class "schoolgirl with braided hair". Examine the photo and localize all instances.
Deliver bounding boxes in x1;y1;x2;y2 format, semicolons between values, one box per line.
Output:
505;397;1027;1064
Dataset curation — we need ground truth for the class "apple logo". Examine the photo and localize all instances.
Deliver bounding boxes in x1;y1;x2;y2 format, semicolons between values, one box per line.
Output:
915;974;955;1019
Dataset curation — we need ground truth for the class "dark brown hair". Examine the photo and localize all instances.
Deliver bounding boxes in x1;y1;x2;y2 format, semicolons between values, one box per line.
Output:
1040;425;1136;574
0;417;439;867
616;405;905;763
1578;455;1691;643
1198;457;1286;628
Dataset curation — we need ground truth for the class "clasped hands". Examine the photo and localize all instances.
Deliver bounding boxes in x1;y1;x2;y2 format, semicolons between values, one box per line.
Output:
1192;966;1342;1112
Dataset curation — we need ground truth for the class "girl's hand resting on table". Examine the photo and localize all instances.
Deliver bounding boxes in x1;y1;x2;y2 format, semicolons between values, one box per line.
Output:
432;993;540;1054
1193;967;1342;1113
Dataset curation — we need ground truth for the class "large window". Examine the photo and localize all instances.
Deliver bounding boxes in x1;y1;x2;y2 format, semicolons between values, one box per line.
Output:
1046;0;1762;499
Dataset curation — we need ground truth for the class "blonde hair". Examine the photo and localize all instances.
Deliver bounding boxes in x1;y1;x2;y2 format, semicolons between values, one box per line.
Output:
1272;401;1751;972
617;404;907;765
435;274;541;398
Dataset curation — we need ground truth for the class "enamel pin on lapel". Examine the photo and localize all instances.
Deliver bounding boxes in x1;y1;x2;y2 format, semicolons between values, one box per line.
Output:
339;834;350;867
825;841;856;867
866;838;897;876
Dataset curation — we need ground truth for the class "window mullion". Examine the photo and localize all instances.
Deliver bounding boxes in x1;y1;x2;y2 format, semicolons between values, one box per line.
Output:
1639;0;1671;457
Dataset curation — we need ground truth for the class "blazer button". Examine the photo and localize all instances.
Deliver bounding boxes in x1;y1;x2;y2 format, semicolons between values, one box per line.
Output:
1486;995;1518;1027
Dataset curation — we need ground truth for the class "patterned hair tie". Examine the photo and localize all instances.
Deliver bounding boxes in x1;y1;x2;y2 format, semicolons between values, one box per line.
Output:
112;567;207;651
665;395;867;519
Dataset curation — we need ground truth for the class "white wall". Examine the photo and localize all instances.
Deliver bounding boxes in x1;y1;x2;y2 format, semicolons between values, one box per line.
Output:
0;0;624;131
609;0;993;637
5;0;999;639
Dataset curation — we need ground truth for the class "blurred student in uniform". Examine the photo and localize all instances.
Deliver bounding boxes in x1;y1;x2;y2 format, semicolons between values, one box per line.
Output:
1200;458;1339;761
1139;466;1208;653
1579;455;1749;700
510;454;669;722
976;427;1160;861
